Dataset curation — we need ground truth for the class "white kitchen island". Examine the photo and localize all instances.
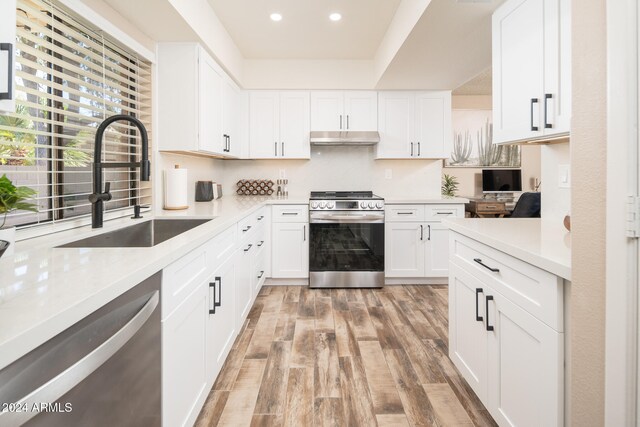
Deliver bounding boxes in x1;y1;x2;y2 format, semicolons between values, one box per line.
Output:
443;218;571;427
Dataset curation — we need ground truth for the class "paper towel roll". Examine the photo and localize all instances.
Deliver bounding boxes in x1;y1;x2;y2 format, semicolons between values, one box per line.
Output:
164;165;188;210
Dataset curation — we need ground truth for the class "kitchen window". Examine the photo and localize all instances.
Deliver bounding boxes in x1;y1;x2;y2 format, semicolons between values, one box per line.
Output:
0;0;152;229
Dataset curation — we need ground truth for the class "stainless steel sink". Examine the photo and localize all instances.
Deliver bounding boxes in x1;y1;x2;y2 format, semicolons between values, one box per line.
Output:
57;219;212;248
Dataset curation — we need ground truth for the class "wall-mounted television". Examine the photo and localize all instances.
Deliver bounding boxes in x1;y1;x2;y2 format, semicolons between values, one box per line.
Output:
482;169;522;193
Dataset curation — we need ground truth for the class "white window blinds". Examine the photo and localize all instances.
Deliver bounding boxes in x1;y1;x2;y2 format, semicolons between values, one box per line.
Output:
0;0;152;229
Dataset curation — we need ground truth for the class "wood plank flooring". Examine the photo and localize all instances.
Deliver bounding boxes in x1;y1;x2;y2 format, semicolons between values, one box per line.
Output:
196;285;497;427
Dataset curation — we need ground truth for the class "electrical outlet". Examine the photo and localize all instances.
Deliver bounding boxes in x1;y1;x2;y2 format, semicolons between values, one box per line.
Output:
385;169;392;180
279;169;286;179
558;164;570;188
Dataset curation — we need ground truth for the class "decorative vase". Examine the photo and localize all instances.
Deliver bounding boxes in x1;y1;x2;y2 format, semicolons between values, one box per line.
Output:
0;227;16;258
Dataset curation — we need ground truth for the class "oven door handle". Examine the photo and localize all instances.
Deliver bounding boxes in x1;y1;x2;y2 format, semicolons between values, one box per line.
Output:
310;213;384;223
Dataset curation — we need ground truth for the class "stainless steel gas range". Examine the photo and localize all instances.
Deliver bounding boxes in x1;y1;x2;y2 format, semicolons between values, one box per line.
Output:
309;191;385;288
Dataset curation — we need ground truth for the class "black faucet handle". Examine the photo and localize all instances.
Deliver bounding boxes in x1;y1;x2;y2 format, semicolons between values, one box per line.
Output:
103;182;112;202
104;181;111;193
132;204;143;219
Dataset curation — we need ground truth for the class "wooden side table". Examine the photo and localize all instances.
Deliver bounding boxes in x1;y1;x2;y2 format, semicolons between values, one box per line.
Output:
466;199;510;218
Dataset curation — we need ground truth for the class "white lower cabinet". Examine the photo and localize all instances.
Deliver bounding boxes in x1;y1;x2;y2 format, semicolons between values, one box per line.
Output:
162;284;209;427
385;204;464;278
449;237;564;427
205;253;237;387
237;235;254;327
272;222;309;278
385;222;424;277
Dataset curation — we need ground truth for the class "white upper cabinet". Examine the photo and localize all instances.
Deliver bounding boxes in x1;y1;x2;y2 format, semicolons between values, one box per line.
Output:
158;44;241;158
222;80;242;157
377;91;452;159
0;0;16;113
310;91;377;131
249;91;310;159
492;0;571;144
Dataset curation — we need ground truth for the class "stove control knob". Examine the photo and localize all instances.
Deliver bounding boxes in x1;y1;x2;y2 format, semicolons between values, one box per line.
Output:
360;201;367;209
376;202;383;209
310;201;318;209
319;202;326;209
368;202;375;209
327;202;335;209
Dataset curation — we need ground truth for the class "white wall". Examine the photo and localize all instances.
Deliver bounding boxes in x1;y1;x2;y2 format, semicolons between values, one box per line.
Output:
221;146;442;199
243;60;375;89
154;153;225;212
540;142;571;221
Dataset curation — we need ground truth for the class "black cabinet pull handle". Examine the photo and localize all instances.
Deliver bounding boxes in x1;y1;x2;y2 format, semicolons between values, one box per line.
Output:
242;225;252;232
215;276;222;308
346;115;349;130
258;271;264;279
257;216;264;221
530;98;539;131
244;244;253;252
397;212;413;215
274;142;277;156
544;93;553;129
303;225;306;241
485;295;494;331
420;224;423;241
282;142;284;157
0;43;13;101
410;142;414;156
475;288;483;321
474;258;500;272
209;281;216;314
282;212;298;215
227;135;231;152
257;240;264;247
340;115;342;130
427;224;431;241
417;142;421;156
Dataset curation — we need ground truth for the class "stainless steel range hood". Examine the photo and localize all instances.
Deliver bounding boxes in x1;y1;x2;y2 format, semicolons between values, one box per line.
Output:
309;131;380;146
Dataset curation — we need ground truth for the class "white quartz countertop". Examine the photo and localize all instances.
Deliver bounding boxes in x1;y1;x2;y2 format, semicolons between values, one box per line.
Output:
443;218;571;280
383;197;469;204
0;195;309;370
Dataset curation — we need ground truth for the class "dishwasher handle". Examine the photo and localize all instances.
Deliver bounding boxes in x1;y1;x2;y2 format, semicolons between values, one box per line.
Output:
0;291;159;426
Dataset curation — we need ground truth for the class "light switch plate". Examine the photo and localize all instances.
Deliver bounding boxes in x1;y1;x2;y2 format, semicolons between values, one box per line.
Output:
558;164;570;188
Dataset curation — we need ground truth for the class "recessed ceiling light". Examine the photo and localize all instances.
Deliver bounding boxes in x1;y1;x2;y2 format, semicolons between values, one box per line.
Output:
270;13;282;22
329;13;342;22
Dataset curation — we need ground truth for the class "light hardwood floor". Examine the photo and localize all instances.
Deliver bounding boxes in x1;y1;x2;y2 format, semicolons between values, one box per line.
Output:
196;285;497;427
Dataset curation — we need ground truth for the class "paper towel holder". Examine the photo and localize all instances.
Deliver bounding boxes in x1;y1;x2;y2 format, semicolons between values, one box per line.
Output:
164;164;189;210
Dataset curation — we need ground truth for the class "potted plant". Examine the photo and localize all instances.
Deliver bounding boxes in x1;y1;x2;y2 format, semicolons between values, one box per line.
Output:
441;173;459;198
0;174;37;258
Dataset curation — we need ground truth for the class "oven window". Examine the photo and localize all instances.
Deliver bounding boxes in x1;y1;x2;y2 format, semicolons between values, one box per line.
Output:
309;222;384;272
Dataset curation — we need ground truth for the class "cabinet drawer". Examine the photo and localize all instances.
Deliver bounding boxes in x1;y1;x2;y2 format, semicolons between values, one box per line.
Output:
450;233;563;331
272;205;309;222
238;214;257;243
476;202;506;213
425;204;464;219
162;246;208;320
206;225;237;267
254;207;268;225
386;205;425;222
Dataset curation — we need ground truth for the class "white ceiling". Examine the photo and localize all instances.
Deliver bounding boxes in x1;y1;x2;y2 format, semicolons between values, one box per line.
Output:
453;67;493;96
207;0;401;59
376;0;505;89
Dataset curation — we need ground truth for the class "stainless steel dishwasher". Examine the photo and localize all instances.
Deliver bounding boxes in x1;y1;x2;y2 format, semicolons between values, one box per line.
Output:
0;271;161;427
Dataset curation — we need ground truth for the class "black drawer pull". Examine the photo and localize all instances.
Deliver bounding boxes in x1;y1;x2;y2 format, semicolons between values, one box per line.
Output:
530;98;539;131
397;212;413;215
244;244;253;252
257;240;264;247
258;271;264;279
242;225;252;232
209;281;216;314
214;276;222;308
282;212;299;216
473;258;500;273
544;93;553;129
257;216;264;221
486;295;494;331
475;288;483;321
435;212;454;215
0;43;13;101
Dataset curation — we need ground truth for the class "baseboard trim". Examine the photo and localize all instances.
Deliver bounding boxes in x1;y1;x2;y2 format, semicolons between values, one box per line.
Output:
265;278;309;286
385;277;448;285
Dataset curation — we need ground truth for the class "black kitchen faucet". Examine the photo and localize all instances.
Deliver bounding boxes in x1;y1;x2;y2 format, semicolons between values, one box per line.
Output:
89;114;150;228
